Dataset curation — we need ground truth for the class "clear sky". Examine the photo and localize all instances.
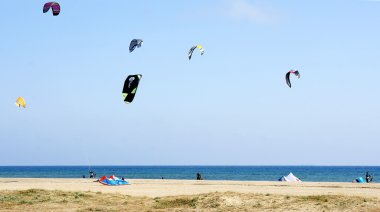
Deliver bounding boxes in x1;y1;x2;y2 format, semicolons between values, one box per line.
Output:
0;0;379;165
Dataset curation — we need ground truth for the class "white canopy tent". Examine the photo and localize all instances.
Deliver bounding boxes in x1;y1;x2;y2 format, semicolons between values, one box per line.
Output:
279;172;302;182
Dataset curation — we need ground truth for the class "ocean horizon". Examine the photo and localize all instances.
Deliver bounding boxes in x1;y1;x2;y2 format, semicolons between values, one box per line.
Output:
0;166;378;183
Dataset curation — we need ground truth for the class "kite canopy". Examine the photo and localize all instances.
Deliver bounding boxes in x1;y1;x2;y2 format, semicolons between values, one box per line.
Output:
188;45;204;60
285;70;300;88
354;177;366;183
99;175;129;186
129;39;143;53
43;2;60;16
122;74;142;104
15;97;26;108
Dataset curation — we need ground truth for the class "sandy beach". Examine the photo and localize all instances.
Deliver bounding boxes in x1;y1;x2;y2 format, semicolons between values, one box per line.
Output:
0;178;379;211
1;178;380;198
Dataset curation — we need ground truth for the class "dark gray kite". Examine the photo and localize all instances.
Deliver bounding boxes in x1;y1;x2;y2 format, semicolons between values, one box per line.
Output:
285;70;300;88
129;39;143;53
188;45;204;60
122;74;142;104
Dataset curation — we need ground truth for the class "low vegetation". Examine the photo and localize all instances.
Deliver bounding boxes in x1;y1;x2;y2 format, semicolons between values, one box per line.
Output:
0;189;378;211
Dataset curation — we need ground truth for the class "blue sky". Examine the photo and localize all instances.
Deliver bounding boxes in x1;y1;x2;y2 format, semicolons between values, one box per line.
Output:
0;0;379;165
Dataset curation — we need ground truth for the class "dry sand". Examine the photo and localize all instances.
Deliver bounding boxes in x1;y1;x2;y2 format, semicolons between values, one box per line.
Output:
0;178;379;198
1;179;379;211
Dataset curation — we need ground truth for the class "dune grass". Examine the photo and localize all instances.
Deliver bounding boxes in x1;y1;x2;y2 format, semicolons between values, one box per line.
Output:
0;189;379;211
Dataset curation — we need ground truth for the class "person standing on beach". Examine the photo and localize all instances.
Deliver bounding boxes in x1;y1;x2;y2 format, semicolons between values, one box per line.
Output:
196;172;203;180
366;172;373;183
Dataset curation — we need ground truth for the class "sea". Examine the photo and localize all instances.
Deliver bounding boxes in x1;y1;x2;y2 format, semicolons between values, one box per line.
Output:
0;166;378;183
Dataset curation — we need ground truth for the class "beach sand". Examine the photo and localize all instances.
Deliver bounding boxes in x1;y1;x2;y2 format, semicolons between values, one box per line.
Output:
0;178;379;211
1;178;380;198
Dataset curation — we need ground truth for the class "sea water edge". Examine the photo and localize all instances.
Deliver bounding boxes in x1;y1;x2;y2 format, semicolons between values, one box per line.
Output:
0;166;378;183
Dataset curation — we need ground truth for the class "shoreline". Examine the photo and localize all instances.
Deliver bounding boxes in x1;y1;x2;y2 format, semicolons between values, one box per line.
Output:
0;176;372;183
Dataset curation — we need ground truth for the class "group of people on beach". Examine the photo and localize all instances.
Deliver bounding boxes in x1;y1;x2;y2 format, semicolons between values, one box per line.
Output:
81;171;374;183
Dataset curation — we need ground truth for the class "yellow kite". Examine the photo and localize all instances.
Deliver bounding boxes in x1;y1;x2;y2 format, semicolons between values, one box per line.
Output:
15;97;26;108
